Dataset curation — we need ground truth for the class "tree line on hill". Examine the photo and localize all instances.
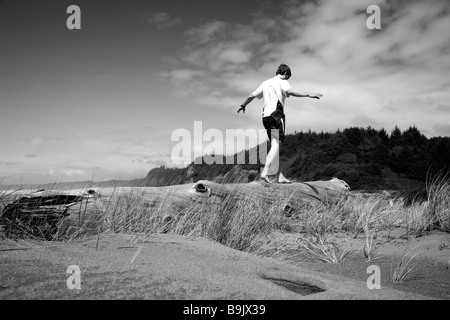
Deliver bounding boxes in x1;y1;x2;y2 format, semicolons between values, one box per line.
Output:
143;126;450;192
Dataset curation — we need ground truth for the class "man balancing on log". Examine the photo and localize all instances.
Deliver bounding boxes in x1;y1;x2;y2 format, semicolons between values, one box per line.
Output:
238;63;322;184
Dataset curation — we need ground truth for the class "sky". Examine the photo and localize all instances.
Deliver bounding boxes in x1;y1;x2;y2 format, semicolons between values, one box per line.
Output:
1;0;450;184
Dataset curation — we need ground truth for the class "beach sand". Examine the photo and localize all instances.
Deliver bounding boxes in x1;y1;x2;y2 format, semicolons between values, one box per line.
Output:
1;231;447;300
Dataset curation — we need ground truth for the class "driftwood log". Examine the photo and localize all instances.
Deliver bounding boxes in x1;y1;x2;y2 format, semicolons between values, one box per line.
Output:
1;178;350;239
68;178;351;230
0;189;100;239
123;178;350;213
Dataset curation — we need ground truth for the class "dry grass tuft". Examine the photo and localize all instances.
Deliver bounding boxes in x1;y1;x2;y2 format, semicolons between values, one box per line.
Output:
295;232;353;264
391;244;428;284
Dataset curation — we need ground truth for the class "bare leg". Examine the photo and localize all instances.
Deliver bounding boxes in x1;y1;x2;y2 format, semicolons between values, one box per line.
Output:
261;130;280;183
261;130;291;184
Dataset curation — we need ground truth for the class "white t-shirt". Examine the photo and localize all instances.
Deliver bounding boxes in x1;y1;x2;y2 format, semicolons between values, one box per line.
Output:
252;76;292;117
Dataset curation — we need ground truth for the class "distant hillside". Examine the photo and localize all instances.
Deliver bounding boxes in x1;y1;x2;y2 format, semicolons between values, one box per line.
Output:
143;126;450;191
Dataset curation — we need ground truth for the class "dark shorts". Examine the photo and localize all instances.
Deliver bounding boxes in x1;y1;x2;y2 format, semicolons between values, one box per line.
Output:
263;116;285;143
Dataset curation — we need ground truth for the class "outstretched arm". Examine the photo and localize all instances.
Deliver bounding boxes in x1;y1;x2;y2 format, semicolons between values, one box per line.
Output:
287;89;322;99
237;94;256;113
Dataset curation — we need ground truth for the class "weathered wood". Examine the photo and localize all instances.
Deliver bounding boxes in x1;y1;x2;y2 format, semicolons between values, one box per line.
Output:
0;188;100;239
92;178;350;216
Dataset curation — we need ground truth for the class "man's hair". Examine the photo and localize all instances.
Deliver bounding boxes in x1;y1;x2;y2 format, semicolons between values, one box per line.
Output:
276;63;292;79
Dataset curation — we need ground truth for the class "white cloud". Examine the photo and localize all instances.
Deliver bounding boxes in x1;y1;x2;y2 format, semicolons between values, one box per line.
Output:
217;48;252;65
433;123;450;137
29;137;44;146
49;168;85;177
146;12;182;29
132;158;167;167
160;69;205;83
0;161;19;166
184;20;228;45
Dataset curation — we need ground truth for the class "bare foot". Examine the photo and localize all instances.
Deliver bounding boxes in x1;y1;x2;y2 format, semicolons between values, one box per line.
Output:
278;173;292;184
260;175;277;184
